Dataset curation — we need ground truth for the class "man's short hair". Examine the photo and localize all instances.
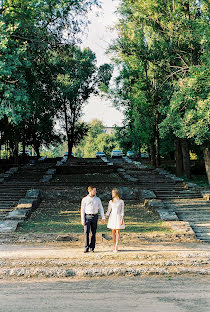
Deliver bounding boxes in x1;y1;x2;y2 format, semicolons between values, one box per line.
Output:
88;185;96;192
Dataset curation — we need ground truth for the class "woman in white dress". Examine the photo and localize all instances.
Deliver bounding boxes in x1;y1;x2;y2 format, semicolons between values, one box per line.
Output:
105;188;125;252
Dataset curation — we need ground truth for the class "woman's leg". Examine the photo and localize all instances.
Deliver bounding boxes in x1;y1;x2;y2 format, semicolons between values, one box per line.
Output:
115;230;120;250
112;229;116;249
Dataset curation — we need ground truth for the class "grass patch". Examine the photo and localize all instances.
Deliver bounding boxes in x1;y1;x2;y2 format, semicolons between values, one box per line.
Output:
18;200;172;234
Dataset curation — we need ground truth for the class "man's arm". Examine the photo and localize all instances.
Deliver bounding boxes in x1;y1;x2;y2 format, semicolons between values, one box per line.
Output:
81;198;86;225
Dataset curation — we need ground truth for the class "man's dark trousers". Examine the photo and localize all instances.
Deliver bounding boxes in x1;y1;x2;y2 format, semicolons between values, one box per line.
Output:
84;214;98;250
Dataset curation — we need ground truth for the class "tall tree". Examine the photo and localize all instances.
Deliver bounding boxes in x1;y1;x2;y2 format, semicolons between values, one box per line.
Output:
109;0;209;180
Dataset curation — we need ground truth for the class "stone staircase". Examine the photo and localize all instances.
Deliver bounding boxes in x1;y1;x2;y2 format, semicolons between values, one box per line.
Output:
124;167;202;200
164;199;210;243
120;160;210;243
0;159;58;220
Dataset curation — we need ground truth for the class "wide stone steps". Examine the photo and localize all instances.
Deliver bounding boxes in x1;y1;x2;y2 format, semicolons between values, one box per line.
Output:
0;194;25;199
175;207;210;211
156;195;202;200
0;161;57;223
120;161;210;242
192;226;210;233
0;200;18;206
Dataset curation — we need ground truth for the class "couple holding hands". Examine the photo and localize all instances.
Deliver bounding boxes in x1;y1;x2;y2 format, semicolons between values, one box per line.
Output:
81;185;125;253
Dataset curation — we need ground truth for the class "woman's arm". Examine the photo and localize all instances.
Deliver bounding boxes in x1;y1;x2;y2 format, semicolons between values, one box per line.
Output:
121;200;124;217
106;200;112;216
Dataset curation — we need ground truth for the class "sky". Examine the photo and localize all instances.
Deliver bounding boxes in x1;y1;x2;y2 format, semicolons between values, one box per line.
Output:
79;0;124;127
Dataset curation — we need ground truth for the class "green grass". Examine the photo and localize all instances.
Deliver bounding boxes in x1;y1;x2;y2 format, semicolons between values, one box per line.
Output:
18;200;172;234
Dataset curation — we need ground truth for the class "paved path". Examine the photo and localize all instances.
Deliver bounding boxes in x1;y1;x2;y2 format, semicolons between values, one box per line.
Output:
0;242;210;261
0;277;210;312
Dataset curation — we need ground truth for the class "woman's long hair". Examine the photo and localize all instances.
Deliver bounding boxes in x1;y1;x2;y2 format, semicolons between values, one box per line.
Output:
112;188;121;201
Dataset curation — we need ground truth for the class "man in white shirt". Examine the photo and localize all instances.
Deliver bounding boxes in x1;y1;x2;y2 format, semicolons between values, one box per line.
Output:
81;185;105;253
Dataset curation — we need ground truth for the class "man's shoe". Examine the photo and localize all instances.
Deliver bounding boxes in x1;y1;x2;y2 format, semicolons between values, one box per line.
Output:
84;248;89;253
91;249;94;252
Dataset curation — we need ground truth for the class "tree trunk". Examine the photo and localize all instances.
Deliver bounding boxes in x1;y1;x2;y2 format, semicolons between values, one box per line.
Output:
204;147;210;184
22;138;26;155
6;141;9;159
68;136;74;157
14;138;19;164
0;134;1;159
150;140;156;168
175;137;184;176
181;138;191;178
35;145;40;158
156;127;161;167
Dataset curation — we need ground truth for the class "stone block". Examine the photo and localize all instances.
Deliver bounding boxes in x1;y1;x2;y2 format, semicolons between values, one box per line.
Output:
167;221;195;235
100;186;140;200
155;168;168;175
117;168;125;172
0;220;20;233
186;182;198;188
144;199;165;210
8;167;18;174
171;177;184;182
201;191;210;201
118;186;139;200
46;169;56;175
3;173;12;180
102;233;112;241
62;156;68;163
40;174;52;183
123;157;132;163
6;209;30;220
56;161;62;167
38;156;47;162
157;208;179;221
136;163;147;169
26;189;40;200
16;198;38;210
140;190;156;199
101;157;108;163
56;235;78;242
123;174;138;182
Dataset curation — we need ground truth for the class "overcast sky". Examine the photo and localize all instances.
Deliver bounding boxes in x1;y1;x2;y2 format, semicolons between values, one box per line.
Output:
80;0;124;127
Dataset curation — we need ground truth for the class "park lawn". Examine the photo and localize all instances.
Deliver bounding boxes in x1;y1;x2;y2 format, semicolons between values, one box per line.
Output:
18;200;172;234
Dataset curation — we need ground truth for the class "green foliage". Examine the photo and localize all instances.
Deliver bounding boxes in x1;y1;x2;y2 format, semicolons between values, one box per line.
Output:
0;0;102;157
74;119;120;158
160;64;210;146
109;0;209;164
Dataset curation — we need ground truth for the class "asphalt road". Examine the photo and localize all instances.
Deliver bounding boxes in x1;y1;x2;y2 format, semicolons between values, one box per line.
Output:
0;277;210;312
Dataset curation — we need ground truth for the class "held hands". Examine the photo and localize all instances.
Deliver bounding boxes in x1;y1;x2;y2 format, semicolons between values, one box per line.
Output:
120;217;124;225
81;218;106;226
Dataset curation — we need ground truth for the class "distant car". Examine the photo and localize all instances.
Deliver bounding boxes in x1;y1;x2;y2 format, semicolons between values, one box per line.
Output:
126;151;135;158
141;152;149;158
64;152;74;157
96;152;106;158
111;150;123;158
18;150;30;156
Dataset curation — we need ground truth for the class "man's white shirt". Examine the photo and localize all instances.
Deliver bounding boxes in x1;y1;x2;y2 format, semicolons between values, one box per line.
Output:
81;195;105;223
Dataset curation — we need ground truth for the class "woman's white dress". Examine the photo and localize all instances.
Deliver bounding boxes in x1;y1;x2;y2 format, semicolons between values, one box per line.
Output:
106;199;125;230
